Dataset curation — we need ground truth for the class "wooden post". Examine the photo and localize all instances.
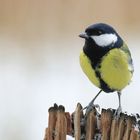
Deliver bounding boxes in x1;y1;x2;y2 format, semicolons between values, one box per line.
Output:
130;128;138;140
45;104;58;140
85;109;97;140
65;112;72;135
110;117;119;140
101;109;113;140
117;114;126;140
54;105;67;140
44;103;140;140
74;103;83;140
44;104;72;140
123;116;134;140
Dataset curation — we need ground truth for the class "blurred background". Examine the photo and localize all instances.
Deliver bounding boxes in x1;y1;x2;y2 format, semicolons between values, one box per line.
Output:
0;0;140;140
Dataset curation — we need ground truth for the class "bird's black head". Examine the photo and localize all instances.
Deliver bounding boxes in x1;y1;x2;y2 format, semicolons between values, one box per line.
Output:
79;23;123;48
79;23;123;68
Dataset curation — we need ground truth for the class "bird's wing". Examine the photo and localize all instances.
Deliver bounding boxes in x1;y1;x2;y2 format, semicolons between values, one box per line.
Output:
120;43;134;73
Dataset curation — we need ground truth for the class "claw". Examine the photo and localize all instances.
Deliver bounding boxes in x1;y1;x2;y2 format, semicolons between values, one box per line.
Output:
83;90;102;116
94;104;100;112
114;106;122;119
85;103;100;118
85;104;95;116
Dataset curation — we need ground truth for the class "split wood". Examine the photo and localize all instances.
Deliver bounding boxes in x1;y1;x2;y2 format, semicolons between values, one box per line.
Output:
44;103;140;140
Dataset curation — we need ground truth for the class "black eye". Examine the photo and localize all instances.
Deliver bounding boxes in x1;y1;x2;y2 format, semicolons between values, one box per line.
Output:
98;31;102;34
86;29;102;36
94;30;102;35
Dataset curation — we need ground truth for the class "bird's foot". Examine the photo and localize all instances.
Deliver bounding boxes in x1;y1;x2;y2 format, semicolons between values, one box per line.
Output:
81;90;102;125
81;102;100;125
85;103;100;116
114;106;122;119
81;103;100;125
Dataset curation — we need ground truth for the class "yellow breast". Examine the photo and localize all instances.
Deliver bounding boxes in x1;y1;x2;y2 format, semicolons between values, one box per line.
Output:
79;51;100;88
80;48;133;91
98;48;132;90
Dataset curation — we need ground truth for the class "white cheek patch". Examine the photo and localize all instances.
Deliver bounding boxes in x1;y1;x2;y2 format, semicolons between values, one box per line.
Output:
91;33;118;47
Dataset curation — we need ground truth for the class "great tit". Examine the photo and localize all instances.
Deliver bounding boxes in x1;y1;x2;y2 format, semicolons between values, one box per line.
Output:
79;23;134;116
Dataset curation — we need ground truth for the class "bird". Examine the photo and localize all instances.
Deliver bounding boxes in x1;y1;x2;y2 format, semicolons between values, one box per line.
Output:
79;23;134;117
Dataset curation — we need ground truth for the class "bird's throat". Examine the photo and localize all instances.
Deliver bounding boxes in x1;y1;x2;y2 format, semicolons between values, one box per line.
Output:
83;41;110;68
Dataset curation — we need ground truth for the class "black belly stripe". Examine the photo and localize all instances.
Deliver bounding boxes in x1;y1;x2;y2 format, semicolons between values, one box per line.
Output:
95;70;115;93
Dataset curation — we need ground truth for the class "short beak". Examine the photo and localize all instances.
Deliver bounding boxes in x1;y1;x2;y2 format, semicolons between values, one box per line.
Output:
79;33;89;39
